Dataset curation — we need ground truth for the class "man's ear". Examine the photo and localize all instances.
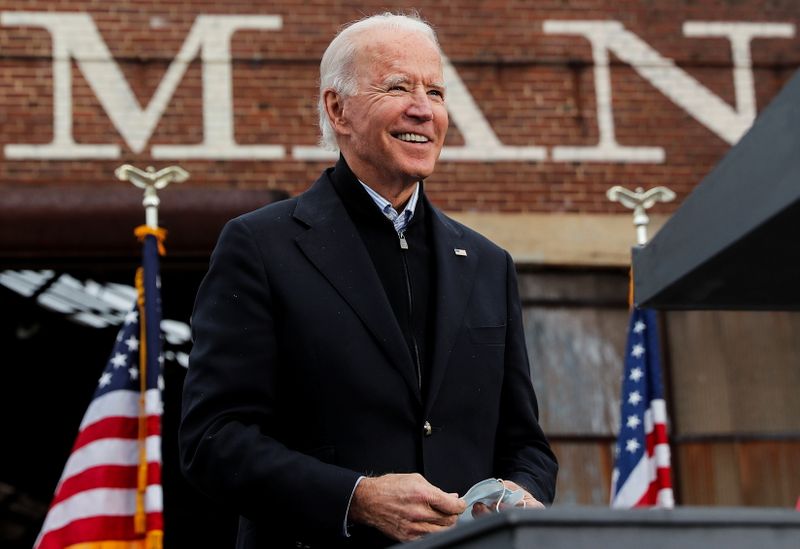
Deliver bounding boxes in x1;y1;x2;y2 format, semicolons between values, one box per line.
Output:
323;89;350;136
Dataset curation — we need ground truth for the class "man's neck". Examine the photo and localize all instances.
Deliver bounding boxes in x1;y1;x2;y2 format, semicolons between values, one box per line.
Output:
370;183;416;211
341;156;418;210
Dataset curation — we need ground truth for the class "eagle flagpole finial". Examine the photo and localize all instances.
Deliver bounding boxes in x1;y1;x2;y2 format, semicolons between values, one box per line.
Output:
115;165;190;229
606;186;675;245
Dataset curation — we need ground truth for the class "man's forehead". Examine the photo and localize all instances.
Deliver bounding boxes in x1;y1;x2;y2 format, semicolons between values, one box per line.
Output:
354;37;443;82
355;30;441;65
357;25;437;49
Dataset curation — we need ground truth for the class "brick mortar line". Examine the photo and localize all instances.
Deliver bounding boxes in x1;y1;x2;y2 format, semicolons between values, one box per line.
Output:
0;54;797;71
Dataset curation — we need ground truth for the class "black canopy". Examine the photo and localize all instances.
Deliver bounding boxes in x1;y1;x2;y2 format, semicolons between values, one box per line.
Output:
633;69;800;310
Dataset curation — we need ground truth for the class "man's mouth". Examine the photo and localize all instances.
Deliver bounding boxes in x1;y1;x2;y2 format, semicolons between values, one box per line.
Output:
393;132;430;144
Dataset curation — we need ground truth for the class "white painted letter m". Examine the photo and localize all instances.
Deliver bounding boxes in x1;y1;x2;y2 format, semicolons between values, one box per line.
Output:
1;12;283;160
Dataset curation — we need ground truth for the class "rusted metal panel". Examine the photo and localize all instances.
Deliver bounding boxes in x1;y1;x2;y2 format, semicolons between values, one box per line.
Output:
515;271;630;505
678;441;800;507
517;268;628;305
548;440;615;505
519;271;800;510
524;306;630;435
665;310;800;435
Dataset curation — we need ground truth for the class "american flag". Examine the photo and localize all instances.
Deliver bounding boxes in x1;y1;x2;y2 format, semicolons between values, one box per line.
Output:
610;307;674;508
35;230;164;549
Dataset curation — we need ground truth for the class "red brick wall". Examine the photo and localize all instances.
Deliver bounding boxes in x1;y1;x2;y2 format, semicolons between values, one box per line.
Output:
1;0;798;215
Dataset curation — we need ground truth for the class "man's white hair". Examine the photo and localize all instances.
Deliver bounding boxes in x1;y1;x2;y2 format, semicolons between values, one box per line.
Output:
317;13;442;151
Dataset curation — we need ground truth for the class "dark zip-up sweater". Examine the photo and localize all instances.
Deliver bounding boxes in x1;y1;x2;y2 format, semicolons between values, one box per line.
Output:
329;157;436;399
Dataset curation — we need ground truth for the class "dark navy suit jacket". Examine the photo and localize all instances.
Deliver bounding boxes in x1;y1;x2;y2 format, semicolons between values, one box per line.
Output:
179;159;558;548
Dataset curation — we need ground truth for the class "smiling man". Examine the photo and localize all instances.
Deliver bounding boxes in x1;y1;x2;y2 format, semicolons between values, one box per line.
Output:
180;13;557;549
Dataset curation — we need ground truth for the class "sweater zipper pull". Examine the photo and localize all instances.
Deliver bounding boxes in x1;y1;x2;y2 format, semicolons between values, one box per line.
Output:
398;230;409;250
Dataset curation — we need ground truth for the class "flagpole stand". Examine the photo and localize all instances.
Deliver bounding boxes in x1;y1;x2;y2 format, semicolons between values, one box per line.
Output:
606;186;675;245
115;165;190;228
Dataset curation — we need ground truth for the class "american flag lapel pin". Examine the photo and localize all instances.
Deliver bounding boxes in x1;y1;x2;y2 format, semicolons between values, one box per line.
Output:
454;248;467;256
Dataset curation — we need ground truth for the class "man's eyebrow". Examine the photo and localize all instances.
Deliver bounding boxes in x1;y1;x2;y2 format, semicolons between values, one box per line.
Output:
382;75;410;88
380;75;446;90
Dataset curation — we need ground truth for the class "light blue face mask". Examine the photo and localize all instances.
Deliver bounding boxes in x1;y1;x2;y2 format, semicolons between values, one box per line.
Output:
458;478;525;523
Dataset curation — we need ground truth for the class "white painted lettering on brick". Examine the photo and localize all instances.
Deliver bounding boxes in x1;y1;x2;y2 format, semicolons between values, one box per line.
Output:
1;12;118;159
1;12;284;160
439;57;546;161
544;21;665;163
682;21;795;139
544;20;795;164
0;13;795;163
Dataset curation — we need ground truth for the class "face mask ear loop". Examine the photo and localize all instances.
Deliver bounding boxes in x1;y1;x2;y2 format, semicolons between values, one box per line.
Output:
495;479;506;513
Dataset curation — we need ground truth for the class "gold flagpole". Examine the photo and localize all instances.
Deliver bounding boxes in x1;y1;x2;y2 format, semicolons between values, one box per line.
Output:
115;164;188;545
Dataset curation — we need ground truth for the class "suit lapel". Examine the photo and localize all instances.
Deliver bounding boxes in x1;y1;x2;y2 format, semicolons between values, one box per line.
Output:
293;174;422;403
426;206;479;413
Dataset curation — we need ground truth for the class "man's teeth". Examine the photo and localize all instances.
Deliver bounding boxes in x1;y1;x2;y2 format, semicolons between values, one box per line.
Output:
396;133;429;143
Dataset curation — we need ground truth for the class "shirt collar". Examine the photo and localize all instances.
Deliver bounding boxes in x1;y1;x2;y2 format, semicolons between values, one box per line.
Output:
358;180;420;233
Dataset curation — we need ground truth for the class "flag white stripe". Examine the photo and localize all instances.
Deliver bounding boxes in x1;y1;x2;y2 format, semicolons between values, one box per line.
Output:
610;468;619;502
657;488;675;508
613;451;673;508
145;389;163;416
80;389;162;429
38;486;163;536
646;449;657;480
651;399;667;423
611;454;650;508
643;408;654;434
59;436;161;484
80;391;139;429
654;443;671;467
146;483;163;512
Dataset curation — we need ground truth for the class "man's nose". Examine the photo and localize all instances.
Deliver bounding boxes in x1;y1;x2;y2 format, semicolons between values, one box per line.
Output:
405;88;434;121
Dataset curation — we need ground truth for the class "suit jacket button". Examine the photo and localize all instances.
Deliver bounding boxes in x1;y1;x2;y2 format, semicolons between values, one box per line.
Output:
423;421;432;436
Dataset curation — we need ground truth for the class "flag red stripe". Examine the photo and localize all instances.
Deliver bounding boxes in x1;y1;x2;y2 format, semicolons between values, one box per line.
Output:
52;463;162;506
631;466;673;507
37;513;163;549
652;423;668;444
643;423;668;456
656;466;673;489
72;416;161;453
146;512;163;531
72;418;137;452
634;482;657;506
147;414;161;437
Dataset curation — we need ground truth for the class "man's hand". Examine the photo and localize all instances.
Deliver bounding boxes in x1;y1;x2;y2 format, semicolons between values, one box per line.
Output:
349;473;467;542
501;479;545;509
471;480;545;518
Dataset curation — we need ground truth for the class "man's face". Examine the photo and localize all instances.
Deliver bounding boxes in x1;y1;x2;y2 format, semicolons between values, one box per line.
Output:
334;30;448;189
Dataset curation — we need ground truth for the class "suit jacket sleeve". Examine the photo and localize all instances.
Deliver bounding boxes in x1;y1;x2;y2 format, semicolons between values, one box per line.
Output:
179;217;361;537
494;251;559;503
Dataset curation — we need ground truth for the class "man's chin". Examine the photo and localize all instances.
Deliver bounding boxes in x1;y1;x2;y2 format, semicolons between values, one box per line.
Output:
400;161;437;183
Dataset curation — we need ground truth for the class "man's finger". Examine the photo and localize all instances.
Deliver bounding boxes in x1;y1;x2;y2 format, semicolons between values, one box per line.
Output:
428;490;467;515
501;480;545;509
418;509;459;528
522;495;545;509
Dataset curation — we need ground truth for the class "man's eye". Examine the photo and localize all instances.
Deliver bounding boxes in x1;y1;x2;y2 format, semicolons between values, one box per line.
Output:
428;90;444;99
389;86;408;92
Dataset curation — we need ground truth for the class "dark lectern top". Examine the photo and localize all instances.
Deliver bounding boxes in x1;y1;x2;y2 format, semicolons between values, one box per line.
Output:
398;506;800;548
